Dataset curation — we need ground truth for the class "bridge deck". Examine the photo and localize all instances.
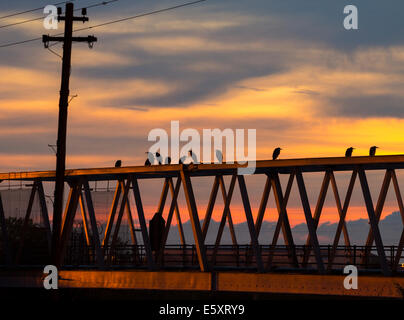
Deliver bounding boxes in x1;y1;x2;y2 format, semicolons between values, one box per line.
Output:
1;155;404;181
1;269;404;299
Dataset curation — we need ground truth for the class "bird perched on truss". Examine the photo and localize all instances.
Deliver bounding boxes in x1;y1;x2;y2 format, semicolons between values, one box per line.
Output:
272;147;282;160
345;147;354;157
369;146;379;156
188;150;198;163
114;160;122;168
215;150;223;164
165;156;171;165
179;155;186;165
145;152;154;166
155;152;163;165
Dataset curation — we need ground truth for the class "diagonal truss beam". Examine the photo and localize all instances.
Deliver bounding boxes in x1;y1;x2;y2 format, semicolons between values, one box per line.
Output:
58;180;82;266
212;174;237;264
168;177;186;246
238;174;264;272
102;181;122;247
83;180;103;266
295;170;325;273
16;182;37;264
131;176;155;270
37;181;52;253
158;177;182;266
362;170;392;265
108;179;131;263
302;171;331;267
328;170;355;269
358;169;390;276
180;169;208;272
202;176;220;241
267;171;298;268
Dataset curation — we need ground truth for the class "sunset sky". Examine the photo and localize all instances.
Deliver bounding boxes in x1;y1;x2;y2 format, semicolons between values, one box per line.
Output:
1;0;404;226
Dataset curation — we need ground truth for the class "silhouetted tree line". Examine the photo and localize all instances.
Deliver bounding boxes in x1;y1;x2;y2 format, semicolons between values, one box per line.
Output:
0;217;49;265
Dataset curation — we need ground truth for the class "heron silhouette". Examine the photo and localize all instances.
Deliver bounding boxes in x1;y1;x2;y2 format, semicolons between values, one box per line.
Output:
188;150;198;163
145;152;154;166
114;160;122;168
155;152;163;165
369;146;379;156
345;147;354;157
179;155;186;165
215;150;223;164
272;147;282;160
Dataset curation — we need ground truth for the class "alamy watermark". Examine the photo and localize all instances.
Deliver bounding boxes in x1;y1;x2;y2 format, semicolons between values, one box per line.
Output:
43;5;58;30
147;121;257;175
343;265;358;290
43;265;58;289
343;5;359;30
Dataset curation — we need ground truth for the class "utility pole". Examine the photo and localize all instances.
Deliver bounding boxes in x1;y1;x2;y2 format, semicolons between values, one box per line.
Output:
42;2;97;266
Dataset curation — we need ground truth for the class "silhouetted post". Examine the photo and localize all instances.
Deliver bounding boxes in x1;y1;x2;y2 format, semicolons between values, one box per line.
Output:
42;2;97;266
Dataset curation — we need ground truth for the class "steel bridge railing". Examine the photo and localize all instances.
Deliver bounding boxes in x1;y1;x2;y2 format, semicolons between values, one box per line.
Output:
56;244;404;273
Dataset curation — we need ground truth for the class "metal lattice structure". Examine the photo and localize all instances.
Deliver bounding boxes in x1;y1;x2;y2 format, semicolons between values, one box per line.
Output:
1;155;404;276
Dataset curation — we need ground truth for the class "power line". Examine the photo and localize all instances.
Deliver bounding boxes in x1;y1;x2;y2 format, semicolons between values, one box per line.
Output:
75;0;207;31
0;0;118;30
0;0;207;48
0;1;74;20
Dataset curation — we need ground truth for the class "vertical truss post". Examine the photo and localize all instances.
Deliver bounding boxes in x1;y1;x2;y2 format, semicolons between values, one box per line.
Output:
295;170;325;273
357;168;390;276
180;169;208;272
131;176;155;270
237;175;264;272
0;191;12;265
83;180;103;266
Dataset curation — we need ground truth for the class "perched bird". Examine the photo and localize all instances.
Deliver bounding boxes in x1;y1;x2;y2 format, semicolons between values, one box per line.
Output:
179;156;186;165
155;152;163;165
215;149;223;164
345;147;354;157
188;149;198;163
114;160;122;168
145;152;154;166
369;146;379;156
165;156;171;165
272;147;282;160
